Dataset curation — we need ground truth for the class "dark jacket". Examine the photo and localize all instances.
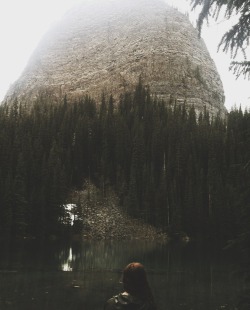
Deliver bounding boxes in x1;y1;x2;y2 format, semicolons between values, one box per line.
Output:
104;293;156;310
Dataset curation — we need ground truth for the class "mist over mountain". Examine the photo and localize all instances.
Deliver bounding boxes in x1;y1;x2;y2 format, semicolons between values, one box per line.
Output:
4;0;226;117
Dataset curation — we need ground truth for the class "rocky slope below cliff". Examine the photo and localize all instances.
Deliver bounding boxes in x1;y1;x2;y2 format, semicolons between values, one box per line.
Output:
70;182;167;240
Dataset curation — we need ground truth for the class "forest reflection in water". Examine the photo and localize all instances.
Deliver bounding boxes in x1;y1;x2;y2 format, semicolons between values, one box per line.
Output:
0;239;243;310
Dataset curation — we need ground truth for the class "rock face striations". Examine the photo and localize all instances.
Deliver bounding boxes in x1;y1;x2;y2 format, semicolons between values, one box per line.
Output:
4;0;226;116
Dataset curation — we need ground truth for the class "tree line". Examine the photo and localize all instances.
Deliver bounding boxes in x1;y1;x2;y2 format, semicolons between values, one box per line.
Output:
0;83;249;248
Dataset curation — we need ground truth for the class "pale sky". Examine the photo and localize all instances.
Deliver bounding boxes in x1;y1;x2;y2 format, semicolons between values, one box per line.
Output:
0;0;249;110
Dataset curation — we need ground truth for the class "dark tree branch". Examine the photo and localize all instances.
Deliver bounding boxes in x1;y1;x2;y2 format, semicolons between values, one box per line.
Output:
190;0;250;78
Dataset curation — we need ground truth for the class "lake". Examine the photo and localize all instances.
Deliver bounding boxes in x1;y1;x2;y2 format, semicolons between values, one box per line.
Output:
0;239;243;310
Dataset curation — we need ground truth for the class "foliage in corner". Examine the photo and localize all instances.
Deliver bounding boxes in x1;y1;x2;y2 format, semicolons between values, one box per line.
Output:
190;0;250;79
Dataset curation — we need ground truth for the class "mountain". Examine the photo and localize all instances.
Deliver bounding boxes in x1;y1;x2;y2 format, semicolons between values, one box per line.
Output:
4;0;226;117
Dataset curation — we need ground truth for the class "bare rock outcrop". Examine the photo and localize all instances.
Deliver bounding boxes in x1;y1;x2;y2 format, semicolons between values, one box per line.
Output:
70;182;167;240
4;0;226;117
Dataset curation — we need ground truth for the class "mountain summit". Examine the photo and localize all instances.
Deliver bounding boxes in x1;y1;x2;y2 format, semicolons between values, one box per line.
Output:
4;0;226;116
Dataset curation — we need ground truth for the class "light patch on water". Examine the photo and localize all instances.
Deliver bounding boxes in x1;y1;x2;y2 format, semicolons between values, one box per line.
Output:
61;247;73;271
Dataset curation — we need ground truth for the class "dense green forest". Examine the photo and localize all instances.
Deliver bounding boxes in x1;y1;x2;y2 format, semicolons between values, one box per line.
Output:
0;83;249;248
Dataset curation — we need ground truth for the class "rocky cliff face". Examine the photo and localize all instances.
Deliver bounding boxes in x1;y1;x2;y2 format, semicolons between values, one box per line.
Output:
4;0;226;117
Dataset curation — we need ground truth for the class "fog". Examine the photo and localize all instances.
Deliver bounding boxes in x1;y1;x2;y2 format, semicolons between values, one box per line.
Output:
0;0;249;109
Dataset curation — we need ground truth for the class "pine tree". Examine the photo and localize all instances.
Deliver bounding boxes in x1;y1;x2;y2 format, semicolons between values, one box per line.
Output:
191;0;250;79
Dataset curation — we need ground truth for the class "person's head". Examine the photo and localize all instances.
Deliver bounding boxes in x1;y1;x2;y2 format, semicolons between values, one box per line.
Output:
122;262;151;300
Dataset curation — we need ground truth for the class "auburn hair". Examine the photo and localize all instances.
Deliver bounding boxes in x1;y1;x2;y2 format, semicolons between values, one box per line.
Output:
122;262;154;303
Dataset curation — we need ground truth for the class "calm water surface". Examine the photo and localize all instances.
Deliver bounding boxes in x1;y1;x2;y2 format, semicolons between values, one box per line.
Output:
0;239;243;310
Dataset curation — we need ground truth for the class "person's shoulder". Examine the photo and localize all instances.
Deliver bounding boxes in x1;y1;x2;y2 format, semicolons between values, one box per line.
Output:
104;293;157;310
104;294;120;310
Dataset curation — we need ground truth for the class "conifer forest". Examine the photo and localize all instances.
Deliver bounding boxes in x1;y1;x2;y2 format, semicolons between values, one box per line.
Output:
0;82;249;252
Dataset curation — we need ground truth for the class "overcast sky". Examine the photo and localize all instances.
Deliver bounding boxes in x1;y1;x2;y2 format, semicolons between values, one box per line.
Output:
0;0;249;110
